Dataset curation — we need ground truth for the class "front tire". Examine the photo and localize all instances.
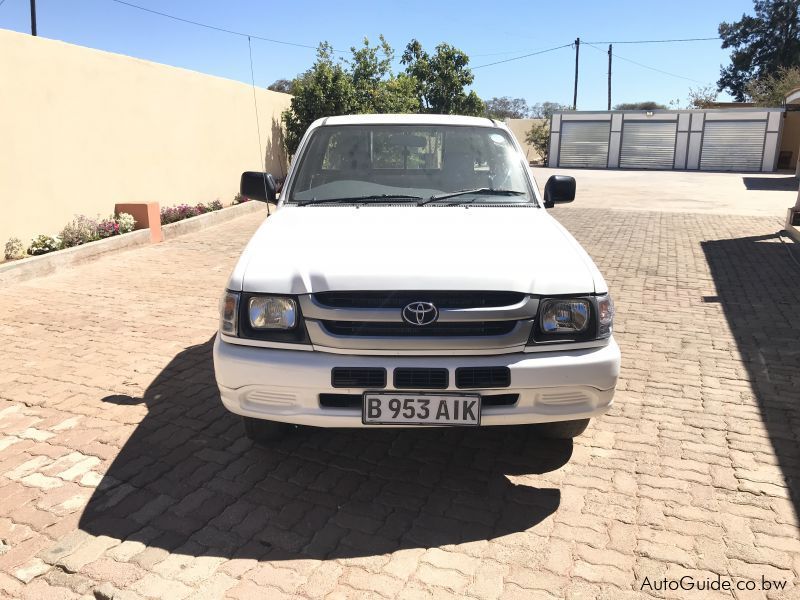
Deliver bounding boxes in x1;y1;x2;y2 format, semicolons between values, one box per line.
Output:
243;417;292;443
533;418;590;439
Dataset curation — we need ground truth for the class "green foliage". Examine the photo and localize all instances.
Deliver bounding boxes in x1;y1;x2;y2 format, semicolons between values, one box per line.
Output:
281;36;480;156
482;97;531;120
612;101;667;110
267;79;293;94
718;0;800;101
28;234;61;256
282;43;358;156
525;120;551;165
686;84;720;108
401;40;484;116
4;237;25;260
746;65;800;105
530;102;571;120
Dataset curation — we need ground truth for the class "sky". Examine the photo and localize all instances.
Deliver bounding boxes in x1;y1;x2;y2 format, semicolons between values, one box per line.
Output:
0;0;756;110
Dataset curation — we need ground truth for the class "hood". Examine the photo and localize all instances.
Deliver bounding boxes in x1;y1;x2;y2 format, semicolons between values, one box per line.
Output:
230;206;602;295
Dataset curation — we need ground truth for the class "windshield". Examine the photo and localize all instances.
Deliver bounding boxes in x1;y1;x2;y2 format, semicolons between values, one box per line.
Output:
286;124;535;205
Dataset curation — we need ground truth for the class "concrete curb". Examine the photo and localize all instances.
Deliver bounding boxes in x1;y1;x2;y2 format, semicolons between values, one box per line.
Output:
785;207;800;243
0;201;270;286
0;229;152;286
161;201;269;240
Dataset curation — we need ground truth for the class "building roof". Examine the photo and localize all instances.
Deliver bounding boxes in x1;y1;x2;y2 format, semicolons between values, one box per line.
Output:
786;87;800;104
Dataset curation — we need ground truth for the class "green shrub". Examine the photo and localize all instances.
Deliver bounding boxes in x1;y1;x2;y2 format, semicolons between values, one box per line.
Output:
28;235;61;256
4;237;25;260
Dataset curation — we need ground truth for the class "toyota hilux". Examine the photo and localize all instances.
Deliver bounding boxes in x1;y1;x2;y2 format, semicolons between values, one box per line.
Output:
213;114;620;441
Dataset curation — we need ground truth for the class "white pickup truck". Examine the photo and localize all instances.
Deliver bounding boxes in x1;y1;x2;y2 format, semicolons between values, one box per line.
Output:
213;114;620;442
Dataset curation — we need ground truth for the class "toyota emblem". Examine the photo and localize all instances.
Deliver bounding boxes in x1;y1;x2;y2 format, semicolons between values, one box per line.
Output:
401;301;439;326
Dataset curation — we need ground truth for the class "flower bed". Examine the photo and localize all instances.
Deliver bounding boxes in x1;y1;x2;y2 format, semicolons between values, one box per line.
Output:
160;200;223;225
4;212;137;261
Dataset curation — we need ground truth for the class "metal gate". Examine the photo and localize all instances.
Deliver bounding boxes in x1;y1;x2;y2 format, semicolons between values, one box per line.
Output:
700;121;767;171
558;121;610;168
619;121;677;169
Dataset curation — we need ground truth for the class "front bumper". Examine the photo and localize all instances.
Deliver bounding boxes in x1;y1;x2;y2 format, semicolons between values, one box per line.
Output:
213;335;621;427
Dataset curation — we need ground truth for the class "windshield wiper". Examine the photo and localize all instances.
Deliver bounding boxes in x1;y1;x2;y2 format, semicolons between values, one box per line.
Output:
418;188;526;206
296;194;423;206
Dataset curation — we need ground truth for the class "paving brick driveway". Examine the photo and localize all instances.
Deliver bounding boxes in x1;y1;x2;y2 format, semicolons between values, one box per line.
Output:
0;206;798;599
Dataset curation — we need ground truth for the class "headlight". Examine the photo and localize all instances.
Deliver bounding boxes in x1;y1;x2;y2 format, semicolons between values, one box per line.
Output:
220;291;239;335
539;298;590;333
248;296;297;330
597;294;614;338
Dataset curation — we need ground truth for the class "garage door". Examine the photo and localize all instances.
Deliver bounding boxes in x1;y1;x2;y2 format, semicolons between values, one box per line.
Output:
619;121;677;169
700;121;766;171
558;121;610;168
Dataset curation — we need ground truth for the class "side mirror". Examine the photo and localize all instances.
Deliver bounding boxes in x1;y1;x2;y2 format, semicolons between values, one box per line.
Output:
543;175;576;208
240;171;277;203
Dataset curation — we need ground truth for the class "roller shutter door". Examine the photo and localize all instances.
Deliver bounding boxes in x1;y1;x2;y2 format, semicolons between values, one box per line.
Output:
558;121;610;168
619;121;677;169
700;121;766;171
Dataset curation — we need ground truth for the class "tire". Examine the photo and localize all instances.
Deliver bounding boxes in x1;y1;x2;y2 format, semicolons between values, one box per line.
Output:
533;418;590;440
242;417;292;443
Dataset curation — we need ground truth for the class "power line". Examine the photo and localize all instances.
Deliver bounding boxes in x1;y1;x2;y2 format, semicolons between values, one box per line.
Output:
106;0;345;53
585;42;703;83
471;35;719;58
584;36;720;44
472;43;572;69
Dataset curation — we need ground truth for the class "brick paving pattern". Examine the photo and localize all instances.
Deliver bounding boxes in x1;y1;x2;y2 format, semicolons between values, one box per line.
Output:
0;207;798;599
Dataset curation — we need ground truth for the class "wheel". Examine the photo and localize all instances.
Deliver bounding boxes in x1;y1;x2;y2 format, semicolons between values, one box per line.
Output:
242;417;292;443
533;418;590;440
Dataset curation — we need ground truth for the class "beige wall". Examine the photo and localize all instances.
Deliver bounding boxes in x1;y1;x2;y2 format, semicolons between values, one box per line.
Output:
779;111;800;170
1;29;292;246
504;118;546;164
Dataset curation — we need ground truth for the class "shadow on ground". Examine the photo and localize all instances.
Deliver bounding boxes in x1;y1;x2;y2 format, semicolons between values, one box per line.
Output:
741;175;798;191
79;338;568;560
702;233;800;518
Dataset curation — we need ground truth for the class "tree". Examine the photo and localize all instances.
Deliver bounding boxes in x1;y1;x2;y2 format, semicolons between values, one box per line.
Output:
281;43;357;155
401;40;484;115
718;0;800;101
746;65;800;105
347;36;420;114
525;121;551;165
281;37;481;155
530;101;571;120
524;101;571;165
483;97;530;120
612;101;666;110
686;84;719;108
267;79;293;94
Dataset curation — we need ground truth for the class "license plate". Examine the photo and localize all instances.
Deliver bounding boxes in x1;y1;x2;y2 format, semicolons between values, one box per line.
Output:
362;393;481;426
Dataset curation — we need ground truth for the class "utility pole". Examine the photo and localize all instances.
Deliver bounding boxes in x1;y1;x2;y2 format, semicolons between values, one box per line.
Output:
572;37;580;110
30;0;37;36
607;44;612;110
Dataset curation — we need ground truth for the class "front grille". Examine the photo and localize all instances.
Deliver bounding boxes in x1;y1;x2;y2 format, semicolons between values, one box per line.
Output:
455;367;511;389
314;291;525;309
331;368;386;389
318;393;519;410
482;394;518;406
394;368;448;389
319;394;361;408
321;321;516;337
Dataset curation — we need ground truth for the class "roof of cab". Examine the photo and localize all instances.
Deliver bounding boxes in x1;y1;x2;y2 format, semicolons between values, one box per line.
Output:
318;113;500;127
